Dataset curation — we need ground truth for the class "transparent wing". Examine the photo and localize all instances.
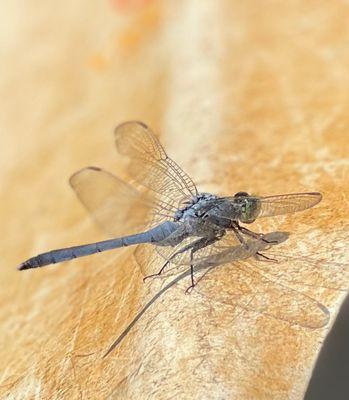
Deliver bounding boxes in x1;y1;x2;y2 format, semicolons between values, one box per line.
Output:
70;121;198;237
114;121;198;214
196;258;330;329
252;250;349;292
193;229;349;329
70;167;157;237
143;232;330;329
257;192;322;218
194;228;349;292
248;227;349;292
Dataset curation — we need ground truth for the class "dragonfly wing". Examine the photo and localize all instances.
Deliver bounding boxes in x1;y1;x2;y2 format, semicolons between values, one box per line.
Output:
257;192;322;218
250;228;349;291
70;167;155;237
197;258;330;329
194;228;349;327
114;121;198;214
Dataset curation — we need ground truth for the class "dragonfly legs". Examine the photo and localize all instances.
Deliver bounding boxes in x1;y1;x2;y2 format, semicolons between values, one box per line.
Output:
184;236;219;294
231;224;248;248
142;246;187;282
143;238;205;282
254;251;279;263
143;236;220;293
231;222;280;263
142;262;168;282
231;222;278;246
185;255;195;295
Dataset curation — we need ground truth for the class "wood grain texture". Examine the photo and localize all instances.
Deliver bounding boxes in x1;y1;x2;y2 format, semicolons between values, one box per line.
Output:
1;1;349;399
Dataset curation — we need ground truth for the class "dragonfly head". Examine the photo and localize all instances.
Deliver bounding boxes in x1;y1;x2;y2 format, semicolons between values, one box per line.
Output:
234;192;261;224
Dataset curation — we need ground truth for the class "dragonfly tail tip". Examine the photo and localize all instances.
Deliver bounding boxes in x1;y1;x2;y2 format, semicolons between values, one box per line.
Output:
17;261;31;271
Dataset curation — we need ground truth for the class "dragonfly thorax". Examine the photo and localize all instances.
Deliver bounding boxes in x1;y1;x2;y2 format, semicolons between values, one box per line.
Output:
174;192;219;222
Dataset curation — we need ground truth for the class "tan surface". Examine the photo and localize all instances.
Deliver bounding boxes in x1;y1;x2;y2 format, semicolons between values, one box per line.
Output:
1;1;349;399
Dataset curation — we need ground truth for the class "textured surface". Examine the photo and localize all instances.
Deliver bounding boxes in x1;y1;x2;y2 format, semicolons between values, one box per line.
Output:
1;1;349;399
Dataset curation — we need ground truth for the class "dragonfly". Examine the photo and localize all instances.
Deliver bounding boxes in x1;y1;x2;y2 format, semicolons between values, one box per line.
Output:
18;121;322;291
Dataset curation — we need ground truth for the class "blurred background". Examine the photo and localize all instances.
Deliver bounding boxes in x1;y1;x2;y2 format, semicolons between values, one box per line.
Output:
1;1;348;399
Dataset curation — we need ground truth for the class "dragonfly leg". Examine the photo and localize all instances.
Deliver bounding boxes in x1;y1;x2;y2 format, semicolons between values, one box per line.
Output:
143;260;170;282
143;237;211;282
254;251;279;263
232;222;278;245
230;222;249;248
185;236;219;294
185;263;195;294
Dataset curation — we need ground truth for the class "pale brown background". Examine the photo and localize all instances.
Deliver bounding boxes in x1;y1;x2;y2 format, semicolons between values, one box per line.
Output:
1;1;349;399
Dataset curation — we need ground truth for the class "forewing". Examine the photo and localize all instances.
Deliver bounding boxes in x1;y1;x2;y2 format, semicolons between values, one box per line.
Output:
257;192;322;218
70;167;155;237
197;258;330;329
250;228;349;292
194;229;349;328
114;121;198;214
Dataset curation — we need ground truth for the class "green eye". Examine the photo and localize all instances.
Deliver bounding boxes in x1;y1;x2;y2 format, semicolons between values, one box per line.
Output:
240;197;261;223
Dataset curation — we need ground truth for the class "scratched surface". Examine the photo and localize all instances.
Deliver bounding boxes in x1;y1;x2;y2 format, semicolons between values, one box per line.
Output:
1;1;349;399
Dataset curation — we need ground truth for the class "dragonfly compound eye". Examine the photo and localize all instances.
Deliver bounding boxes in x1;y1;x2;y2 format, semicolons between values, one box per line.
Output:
234;191;250;198
239;197;261;224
